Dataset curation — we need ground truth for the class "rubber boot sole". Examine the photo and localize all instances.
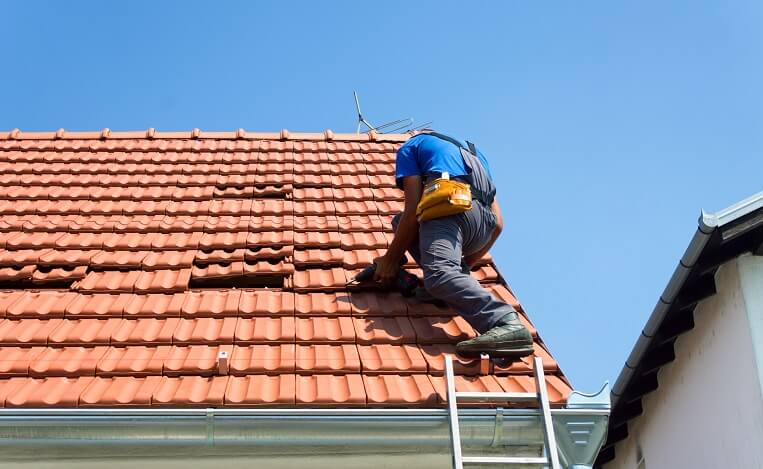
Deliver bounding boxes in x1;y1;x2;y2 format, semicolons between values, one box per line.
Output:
456;341;535;359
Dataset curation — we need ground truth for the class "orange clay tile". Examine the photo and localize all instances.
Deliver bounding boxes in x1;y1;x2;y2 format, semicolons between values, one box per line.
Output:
134;269;191;293
341;248;386;269
0;249;42;266
247;215;294;232
251;199;292;216
294;173;332;186
29;346;109;377
243;245;293;261
295;374;365;406
339;231;388;250
191;262;244;280
352;317;417;345
5;376;95;407
64;294;131;318
336;215;385;232
0;291;26;317
0;265;35;281
110;318;180;345
180;290;241;317
292;215;338;232
151;232;203;250
333;200;378;215
89;250;149;269
349;292;408;316
290;268;346;292
293;200;335;216
229;344;296;374
418;345;484;376
203;215;250;232
195;248;245;263
73;271;141;293
292;187;333;200
0;346;44;376
294;293;352;316
162;344;233;376
409;316;477;344
363;374;437;406
225;375;295;406
246;231;293;246
293;248;344;266
122;294;185;318
294;344;360;374
96;346;168;376
5;291;78;318
37;249;96;265
356;344;427;374
79;376;163;406
32;265;88;284
332;187;375;201
199;231;248;250
486;284;522;310
374;200;404;215
242;259;294;276
172;317;237;345
472;265;500;283
329;173;371;187
234;317;295;344
238;291;295;316
294;317;355;343
403;297;457;317
0;319;64;345
141;250;195;270
48;318;123;346
293;231;341;248
150;376;228;406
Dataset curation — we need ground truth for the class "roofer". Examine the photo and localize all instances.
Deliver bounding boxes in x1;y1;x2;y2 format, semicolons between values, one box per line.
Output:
373;131;533;358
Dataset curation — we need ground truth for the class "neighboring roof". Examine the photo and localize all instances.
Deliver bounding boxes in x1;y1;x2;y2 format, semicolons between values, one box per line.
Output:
596;191;763;466
0;128;571;408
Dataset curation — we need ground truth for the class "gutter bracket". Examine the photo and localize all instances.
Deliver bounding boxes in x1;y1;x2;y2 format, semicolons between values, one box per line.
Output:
206;408;215;446
489;406;504;447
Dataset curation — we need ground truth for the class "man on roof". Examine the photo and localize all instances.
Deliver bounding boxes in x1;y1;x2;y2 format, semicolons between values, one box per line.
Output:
373;130;533;358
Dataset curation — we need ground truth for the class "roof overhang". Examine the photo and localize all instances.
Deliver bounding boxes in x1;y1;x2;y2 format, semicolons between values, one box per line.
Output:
596;191;763;466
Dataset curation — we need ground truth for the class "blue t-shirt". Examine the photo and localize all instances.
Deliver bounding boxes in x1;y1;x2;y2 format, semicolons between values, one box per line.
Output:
395;134;493;188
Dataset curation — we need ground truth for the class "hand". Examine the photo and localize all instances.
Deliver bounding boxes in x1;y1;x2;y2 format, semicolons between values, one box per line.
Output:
372;255;398;287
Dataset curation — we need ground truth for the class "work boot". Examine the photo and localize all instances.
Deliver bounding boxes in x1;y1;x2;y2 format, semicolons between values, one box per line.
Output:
456;313;534;358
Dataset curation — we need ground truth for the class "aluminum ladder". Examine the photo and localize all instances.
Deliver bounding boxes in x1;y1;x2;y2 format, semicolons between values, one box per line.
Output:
445;355;561;469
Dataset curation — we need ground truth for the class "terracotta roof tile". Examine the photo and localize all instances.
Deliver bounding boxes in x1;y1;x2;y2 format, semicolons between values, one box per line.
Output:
294;293;351;316
151;376;228;406
225;375;295;406
295;374;365;406
29;346;108;377
294;344;360;373
357;344;427;374
234;317;295;344
181;290;241;317
295;317;355;343
409;316;476;344
230;344;295;374
80;376;162;406
238;291;294;316
353;317;416;344
0;131;569;409
363;374;437;406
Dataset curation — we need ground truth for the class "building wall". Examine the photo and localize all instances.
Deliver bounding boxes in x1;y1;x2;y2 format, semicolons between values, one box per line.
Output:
605;255;763;469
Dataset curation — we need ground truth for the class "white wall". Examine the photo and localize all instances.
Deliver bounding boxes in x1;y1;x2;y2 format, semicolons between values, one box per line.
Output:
605;255;763;469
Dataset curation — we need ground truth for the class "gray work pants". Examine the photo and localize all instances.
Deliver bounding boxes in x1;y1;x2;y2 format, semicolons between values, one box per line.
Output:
392;202;516;333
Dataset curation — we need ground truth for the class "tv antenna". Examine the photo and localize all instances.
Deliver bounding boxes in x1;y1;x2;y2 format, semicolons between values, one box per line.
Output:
354;91;432;134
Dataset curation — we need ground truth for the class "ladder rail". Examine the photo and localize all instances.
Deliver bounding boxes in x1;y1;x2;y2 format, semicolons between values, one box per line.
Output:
445;355;562;469
534;356;561;469
445;356;464;469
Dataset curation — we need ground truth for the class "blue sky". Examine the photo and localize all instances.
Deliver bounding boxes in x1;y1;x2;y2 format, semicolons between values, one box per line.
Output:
3;1;761;392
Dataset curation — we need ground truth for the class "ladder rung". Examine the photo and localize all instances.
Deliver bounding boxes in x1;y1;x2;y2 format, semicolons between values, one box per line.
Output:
461;456;548;465
455;391;537;403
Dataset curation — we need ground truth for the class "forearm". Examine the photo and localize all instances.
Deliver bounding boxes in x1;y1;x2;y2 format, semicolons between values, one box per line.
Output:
385;210;418;261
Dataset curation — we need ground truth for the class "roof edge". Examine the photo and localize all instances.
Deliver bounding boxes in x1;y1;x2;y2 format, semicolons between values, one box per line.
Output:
0;128;412;143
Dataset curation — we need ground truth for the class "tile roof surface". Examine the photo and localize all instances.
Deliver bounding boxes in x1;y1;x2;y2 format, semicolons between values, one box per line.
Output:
0;129;571;407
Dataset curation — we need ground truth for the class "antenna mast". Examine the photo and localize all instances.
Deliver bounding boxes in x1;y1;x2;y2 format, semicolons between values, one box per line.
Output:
353;91;421;134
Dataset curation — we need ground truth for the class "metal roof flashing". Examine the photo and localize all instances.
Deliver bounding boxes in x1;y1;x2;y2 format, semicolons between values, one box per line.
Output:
0;399;610;469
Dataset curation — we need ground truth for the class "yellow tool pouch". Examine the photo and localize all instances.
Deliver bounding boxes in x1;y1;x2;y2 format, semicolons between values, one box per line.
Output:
416;176;472;222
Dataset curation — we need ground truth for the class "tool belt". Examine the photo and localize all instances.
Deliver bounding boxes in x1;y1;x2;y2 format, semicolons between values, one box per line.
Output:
415;175;473;222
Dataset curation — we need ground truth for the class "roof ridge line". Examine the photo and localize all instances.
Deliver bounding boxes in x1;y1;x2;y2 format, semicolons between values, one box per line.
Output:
1;128;412;143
